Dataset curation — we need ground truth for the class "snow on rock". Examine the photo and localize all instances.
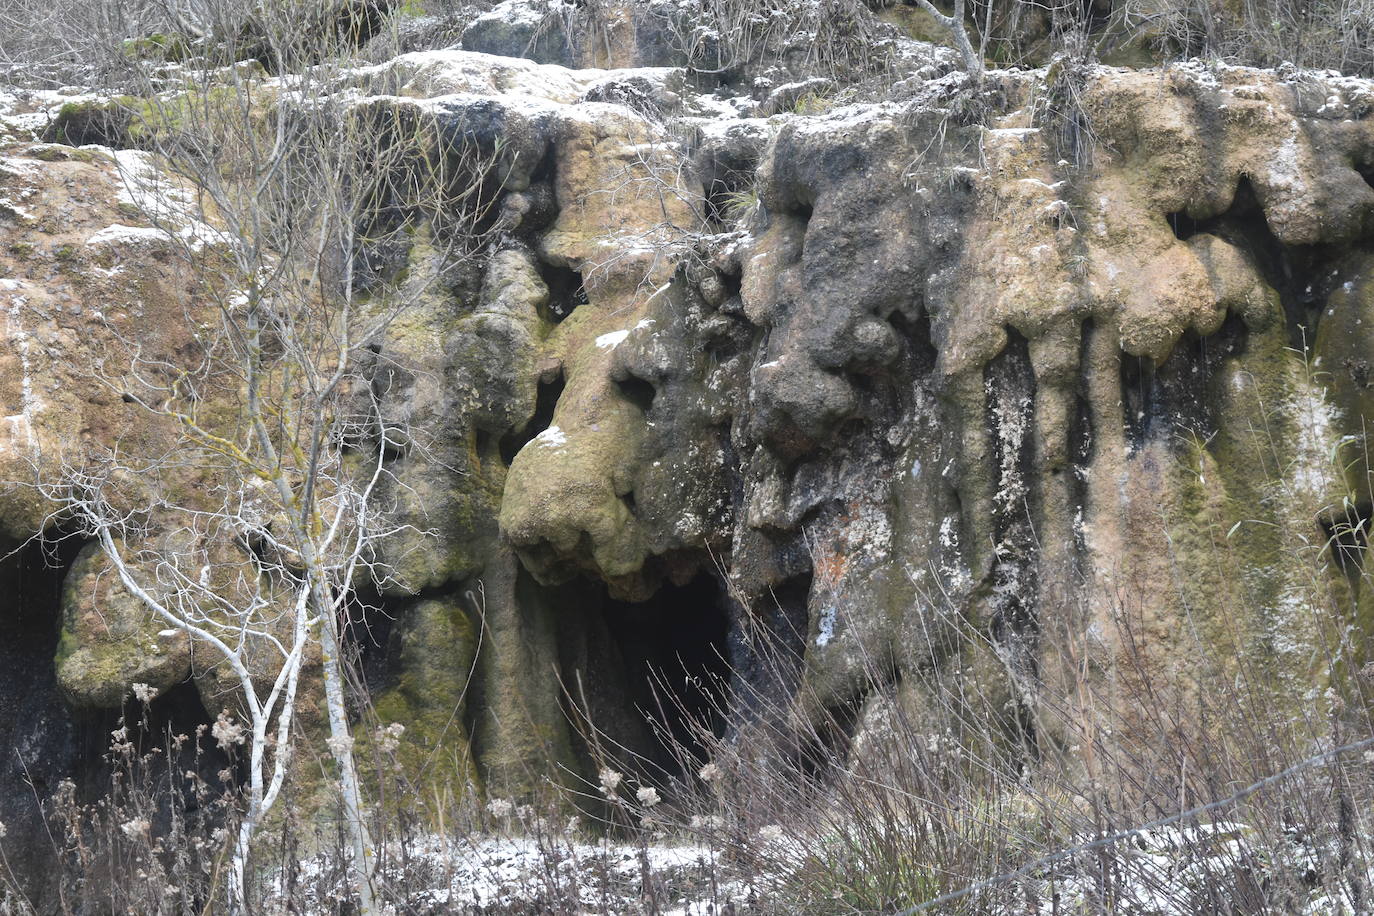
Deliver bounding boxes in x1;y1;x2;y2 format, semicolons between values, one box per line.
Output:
0;87;106;140
98;148;230;250
84;224;176;248
596;328;631;349
467;0;550;33
534;425;568;448
595;320;654;350
346;49;682;108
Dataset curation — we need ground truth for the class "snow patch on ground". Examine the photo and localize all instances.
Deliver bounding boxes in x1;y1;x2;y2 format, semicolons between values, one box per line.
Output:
1028;820;1374;916
346;49;681;108
0;87;105;139
85;224;177;247
278;833;752;915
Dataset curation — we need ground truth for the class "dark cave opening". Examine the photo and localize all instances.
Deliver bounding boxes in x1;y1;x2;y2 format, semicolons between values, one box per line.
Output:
1321;503;1372;583
563;572;735;778
504;145;560;237
1119;350;1155;450
982;331;1041;756
365;346;416;462
1165;179;1284;269
528;142;557;186
500;368;565;465
86;678;232;802
1356;158;1374;194
887;306;938;377
719;263;743;301
985;327;1038;517
474;426;498;468
338;342;384;456
600;573;733;769
702;170;758;228
347;585;404;694
1068;321;1096;549
0;532;228;900
1120;314;1250;450
42;104;131;149
725;572;812;730
701;182;727;227
0;532;87;831
537;261;588;323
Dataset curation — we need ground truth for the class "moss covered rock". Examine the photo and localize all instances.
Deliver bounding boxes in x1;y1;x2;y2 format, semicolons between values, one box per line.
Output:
367;596;481;794
56;543;190;708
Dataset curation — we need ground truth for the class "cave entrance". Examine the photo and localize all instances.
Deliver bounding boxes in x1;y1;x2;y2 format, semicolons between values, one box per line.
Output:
0;531;86;901
499;368;564;465
0;532;230;901
571;572;733;778
536;261;588;323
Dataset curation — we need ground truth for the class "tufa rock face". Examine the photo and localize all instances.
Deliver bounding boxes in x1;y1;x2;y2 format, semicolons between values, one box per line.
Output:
56;541;191;708
4;46;1374;816
0;147;211;538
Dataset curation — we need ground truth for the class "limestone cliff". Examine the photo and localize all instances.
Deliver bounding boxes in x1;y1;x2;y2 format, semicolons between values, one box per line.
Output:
2;4;1374;891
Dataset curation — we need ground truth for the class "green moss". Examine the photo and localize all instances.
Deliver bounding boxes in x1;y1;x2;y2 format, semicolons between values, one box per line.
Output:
1160;321;1338;713
791;92;834;116
472;562;583;801
876;4;953;46
59;647;122;697
56;637;161;709
54;625;78;670
25;144;97;163
40;82;273;153
1314;267;1374;502
52;244;78;261
88;246;118;270
1167;436;1241;654
43;97;138;148
121;33;190;63
124;85;242;148
358;597;482;803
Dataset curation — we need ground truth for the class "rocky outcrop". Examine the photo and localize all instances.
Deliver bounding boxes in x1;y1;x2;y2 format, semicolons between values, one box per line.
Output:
0;142;245;895
335;51;1374;799
3;35;1374;854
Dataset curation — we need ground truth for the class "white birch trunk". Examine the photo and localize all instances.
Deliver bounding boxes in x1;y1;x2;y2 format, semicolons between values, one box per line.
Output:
317;591;378;915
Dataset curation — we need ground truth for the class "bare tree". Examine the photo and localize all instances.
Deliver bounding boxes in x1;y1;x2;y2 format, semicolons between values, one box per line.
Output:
0;0;392;88
914;0;984;79
28;9;497;911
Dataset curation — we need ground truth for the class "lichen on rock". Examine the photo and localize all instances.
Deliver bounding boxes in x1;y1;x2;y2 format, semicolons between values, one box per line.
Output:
4;29;1374;832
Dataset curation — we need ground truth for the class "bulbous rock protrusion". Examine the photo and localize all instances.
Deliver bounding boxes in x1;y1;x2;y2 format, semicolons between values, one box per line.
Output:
56;542;191;709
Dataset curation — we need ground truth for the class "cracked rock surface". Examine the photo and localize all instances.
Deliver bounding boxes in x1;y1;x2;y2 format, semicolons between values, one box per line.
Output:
3;23;1374;873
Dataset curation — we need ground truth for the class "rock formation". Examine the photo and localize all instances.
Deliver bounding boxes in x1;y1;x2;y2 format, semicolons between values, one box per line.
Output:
2;1;1374;897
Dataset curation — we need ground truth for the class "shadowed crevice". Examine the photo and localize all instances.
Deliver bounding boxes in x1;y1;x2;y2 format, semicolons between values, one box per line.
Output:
500;369;565;465
536;261;587;324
